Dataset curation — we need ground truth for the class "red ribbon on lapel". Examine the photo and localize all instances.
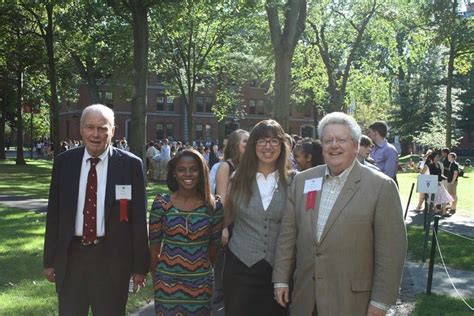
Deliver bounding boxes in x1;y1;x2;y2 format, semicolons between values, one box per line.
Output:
305;191;316;211
119;199;128;222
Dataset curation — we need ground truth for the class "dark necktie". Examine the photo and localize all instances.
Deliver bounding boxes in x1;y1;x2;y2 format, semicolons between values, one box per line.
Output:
83;157;100;244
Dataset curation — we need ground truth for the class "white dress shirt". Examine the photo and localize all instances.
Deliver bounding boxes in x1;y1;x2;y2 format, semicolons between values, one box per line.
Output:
256;170;279;211
75;146;111;237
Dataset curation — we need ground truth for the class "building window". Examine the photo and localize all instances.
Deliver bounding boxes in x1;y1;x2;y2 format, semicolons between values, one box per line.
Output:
156;123;164;139
301;125;314;138
205;97;213;112
157;96;165;111
249;99;256;114
257;100;264;115
166;96;174;111
196;96;204;112
99;91;113;103
196;124;203;140
205;124;212;140
166;123;173;137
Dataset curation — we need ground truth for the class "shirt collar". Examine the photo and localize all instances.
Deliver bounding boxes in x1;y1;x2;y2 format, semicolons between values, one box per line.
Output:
256;170;279;181
83;145;112;163
324;159;356;182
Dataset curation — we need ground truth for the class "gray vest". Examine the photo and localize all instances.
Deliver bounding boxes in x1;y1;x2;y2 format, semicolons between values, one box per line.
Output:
229;179;287;267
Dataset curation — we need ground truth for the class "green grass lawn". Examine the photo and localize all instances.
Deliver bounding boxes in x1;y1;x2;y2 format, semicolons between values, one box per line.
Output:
397;168;474;218
413;293;474;315
407;225;474;271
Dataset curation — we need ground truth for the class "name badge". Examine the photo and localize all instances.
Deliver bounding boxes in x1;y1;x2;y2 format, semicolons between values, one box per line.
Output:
116;185;132;200
303;178;322;193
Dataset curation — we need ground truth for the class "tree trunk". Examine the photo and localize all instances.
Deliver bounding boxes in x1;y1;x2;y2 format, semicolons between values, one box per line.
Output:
45;3;60;158
446;37;455;148
15;70;26;165
266;0;306;132
129;3;148;162
274;51;291;130
0;71;7;160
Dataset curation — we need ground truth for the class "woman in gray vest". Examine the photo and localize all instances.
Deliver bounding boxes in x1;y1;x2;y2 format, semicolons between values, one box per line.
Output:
223;119;291;316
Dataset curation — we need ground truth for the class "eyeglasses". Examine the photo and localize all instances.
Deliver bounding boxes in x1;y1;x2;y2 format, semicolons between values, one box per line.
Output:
256;138;281;147
321;138;351;146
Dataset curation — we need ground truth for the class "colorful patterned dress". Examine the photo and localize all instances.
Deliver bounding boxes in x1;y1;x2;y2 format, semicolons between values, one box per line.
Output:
149;194;223;316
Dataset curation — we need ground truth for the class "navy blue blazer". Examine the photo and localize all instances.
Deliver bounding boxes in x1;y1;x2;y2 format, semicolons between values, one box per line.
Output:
43;146;150;291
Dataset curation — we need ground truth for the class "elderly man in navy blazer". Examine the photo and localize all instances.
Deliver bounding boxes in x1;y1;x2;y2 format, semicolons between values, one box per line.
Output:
43;104;149;316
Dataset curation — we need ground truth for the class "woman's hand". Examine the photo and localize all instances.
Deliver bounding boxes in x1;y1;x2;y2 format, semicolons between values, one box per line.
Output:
221;227;229;246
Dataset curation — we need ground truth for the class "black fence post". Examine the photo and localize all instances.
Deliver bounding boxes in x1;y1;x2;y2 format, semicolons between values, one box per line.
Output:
404;182;415;220
422;193;435;262
427;215;441;295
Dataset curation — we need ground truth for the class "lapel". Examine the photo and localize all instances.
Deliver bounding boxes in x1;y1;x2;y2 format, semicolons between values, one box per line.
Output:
318;161;362;245
307;167;325;245
104;147;121;221
69;147;85;218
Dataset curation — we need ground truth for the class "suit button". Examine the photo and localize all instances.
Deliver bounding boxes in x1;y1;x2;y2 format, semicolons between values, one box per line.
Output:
264;234;267;237
316;253;322;257
264;226;267;229
263;249;266;253
312;277;315;281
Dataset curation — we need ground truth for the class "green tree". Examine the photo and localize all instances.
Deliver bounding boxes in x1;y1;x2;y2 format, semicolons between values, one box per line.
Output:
305;0;378;113
22;1;63;158
150;0;249;141
266;0;306;130
428;0;474;148
108;0;153;161
0;3;46;164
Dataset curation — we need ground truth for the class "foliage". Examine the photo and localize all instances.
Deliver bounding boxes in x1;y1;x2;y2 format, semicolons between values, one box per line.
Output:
150;0;254;141
304;0;378;112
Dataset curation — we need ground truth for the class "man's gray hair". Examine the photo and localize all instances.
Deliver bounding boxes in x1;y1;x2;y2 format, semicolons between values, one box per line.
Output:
80;104;115;127
317;112;361;142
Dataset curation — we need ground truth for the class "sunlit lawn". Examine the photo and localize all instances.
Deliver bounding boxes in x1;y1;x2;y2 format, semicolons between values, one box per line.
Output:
413;293;474;316
397;168;474;218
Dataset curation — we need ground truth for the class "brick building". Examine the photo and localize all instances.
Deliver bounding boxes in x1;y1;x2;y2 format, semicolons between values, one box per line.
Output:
59;74;316;144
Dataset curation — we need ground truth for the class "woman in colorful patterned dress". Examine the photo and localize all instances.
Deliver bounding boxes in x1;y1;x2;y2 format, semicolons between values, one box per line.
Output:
149;149;223;316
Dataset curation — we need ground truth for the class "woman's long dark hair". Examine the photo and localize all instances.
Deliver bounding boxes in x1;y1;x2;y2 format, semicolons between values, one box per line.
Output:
224;120;290;226
166;148;215;210
223;129;248;168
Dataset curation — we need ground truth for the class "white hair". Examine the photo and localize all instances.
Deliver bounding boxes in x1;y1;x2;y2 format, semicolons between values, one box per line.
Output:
317;112;361;142
80;104;115;127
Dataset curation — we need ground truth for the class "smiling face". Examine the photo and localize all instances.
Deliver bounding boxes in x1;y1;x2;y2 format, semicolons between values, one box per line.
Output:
80;111;115;157
174;156;200;192
321;124;358;176
255;137;282;169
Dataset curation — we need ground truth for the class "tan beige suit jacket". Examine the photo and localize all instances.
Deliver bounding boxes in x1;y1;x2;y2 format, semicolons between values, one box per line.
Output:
272;161;407;316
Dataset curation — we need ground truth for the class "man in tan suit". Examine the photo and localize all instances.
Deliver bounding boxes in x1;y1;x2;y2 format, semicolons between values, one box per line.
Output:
273;112;407;316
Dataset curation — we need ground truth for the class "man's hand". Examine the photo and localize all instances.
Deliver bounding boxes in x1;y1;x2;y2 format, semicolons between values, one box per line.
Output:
273;287;289;308
367;304;386;316
132;273;146;288
43;268;55;282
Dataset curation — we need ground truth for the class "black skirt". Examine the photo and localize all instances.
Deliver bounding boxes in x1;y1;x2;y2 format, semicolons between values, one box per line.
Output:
223;250;288;316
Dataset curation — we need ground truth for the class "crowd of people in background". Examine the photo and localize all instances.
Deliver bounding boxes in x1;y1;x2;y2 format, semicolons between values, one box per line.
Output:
414;147;460;216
